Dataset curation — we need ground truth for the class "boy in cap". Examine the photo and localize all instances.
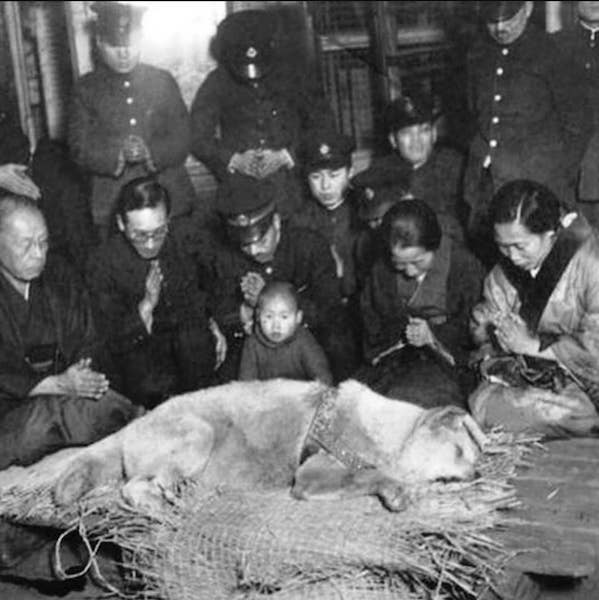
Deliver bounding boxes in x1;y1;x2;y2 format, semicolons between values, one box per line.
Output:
292;130;361;299
353;92;465;244
190;8;336;219
194;174;346;381
68;1;197;239
465;1;590;263
239;281;333;385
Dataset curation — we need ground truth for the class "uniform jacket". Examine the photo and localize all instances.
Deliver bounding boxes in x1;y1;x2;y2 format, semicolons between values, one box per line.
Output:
190;66;334;217
239;325;333;385
354;146;465;240
554;23;599;200
473;217;599;389
0;100;29;165
290;196;361;297
196;222;343;339
361;236;483;365
0;259;99;407
464;24;591;210
69;63;196;227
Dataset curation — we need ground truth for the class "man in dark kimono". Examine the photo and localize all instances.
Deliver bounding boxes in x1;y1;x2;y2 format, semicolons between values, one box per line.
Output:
68;2;197;238
0;194;136;470
195;174;347;381
190;9;335;219
465;1;591;263
553;1;599;228
86;177;226;409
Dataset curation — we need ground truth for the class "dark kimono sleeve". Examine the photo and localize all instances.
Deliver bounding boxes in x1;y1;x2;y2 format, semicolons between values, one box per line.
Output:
359;264;409;363
85;252;150;355
429;248;484;365
147;71;192;170
0;338;45;401
190;70;237;180
67;79;123;176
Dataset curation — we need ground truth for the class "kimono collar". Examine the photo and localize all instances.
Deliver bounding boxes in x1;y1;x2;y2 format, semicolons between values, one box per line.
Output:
405;235;452;316
499;221;586;332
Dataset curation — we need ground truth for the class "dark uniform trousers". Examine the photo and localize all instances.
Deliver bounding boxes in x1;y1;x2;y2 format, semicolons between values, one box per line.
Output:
554;22;599;229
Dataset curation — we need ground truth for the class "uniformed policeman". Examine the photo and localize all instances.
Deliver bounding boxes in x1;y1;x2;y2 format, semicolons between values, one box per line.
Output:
465;1;591;263
68;1;197;239
197;174;348;381
554;2;599;227
190;9;336;219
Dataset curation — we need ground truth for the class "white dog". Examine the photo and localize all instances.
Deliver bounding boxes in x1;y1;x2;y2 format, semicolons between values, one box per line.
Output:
53;380;487;511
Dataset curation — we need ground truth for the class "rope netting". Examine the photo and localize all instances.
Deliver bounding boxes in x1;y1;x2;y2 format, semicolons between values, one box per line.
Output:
49;429;539;600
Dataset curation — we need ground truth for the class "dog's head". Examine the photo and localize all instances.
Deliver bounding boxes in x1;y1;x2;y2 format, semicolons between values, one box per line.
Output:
394;406;487;484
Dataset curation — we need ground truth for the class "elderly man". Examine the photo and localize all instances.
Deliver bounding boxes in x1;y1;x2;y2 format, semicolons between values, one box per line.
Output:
0;194;136;471
68;1;197;238
554;2;599;228
196;174;348;381
465;0;590;264
85;176;226;409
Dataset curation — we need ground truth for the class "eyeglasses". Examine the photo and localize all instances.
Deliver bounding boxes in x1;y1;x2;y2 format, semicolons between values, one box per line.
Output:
128;223;169;244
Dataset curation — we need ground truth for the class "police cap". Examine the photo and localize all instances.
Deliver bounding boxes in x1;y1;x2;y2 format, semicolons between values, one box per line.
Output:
479;1;525;23
216;10;277;81
91;2;146;46
218;175;278;245
384;93;437;133
301;130;355;173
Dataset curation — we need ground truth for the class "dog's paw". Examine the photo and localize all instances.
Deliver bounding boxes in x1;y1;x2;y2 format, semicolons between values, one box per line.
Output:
53;458;106;507
376;480;408;512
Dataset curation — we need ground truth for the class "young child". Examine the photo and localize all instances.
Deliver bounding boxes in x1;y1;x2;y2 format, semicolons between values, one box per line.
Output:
238;281;333;385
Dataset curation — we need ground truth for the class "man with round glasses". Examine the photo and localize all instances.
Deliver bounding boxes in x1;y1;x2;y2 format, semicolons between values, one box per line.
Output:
85;176;226;408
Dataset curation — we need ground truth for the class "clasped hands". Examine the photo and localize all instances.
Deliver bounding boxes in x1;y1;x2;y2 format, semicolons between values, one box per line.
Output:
471;305;540;356
228;148;294;180
116;135;156;176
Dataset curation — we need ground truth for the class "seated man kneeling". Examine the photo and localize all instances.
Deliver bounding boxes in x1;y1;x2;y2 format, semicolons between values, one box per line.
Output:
0;194;137;470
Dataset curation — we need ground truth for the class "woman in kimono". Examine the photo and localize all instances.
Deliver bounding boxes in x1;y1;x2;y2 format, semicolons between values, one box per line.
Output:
469;179;599;437
356;199;484;408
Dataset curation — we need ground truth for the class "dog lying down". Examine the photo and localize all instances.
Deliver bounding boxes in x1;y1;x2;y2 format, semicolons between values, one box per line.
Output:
54;379;488;512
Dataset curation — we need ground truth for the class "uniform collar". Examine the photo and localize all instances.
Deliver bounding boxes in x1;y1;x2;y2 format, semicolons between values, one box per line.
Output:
580;19;599;41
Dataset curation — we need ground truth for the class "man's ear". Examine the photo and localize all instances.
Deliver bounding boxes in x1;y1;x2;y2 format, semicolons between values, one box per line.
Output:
296;309;304;324
388;132;398;150
116;214;126;232
272;212;281;231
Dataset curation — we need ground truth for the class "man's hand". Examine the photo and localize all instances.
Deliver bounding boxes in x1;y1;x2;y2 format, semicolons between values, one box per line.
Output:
123;135;155;172
209;318;227;370
240;271;266;307
254;148;294;179
0;164;40;200
29;357;109;399
240;301;254;335
138;260;163;333
405;317;435;348
228;149;262;178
